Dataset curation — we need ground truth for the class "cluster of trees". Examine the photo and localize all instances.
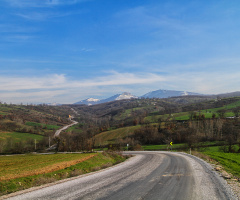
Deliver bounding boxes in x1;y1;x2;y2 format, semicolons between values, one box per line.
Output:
130;118;240;152
54;126;98;152
0;137;50;154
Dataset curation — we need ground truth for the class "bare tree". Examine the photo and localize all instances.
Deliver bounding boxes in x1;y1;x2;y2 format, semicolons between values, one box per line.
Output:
233;107;240;118
217;109;226;119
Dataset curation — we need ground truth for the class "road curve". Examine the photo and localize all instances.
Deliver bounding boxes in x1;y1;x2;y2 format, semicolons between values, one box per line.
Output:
4;152;236;200
54;119;78;137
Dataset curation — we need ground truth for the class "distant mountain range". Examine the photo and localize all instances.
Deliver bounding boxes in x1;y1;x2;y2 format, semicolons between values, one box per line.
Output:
74;90;202;105
141;89;200;99
74;92;138;105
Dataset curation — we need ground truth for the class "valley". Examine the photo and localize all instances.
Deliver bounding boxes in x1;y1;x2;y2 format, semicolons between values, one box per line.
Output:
0;91;240;198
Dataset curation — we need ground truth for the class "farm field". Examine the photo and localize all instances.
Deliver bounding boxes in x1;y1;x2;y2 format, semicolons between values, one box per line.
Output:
94;125;141;146
142;141;227;151
0;152;127;195
25;122;60;130
0;131;44;143
142;143;186;151
65;124;82;133
0;153;97;181
144;99;240;122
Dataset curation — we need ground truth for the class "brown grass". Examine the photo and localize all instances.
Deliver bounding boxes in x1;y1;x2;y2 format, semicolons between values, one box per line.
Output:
0;154;96;181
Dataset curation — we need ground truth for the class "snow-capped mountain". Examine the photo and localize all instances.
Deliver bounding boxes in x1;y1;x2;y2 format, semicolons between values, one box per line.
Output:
141;89;201;98
74;98;100;105
116;92;138;100
74;90;202;105
74;92;137;105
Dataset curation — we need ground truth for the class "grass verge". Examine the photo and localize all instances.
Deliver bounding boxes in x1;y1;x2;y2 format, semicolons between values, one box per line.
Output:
0;152;128;196
203;152;240;178
191;151;240;180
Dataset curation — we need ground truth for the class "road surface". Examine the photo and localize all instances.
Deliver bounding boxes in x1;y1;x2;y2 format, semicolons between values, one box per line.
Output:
54;119;78;137
3;152;236;200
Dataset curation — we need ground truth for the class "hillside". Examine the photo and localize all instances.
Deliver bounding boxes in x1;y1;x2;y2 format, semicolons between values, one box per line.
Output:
1;94;240;153
0;103;73;153
71;96;240;148
141;89;201;98
71;95;214;129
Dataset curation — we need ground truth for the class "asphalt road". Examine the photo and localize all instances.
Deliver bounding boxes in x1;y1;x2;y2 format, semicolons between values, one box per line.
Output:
54;119;78;137
4;152;236;200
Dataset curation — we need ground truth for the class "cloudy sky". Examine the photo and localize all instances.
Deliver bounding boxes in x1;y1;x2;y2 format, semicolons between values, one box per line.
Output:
1;0;240;104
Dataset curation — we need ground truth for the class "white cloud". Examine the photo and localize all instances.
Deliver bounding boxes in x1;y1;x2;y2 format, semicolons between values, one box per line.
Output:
162;71;240;94
0;70;240;104
0;74;66;91
0;72;165;103
71;71;166;87
0;72;165;91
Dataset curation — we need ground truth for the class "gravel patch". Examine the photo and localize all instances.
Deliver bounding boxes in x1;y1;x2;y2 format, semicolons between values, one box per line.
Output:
178;152;238;200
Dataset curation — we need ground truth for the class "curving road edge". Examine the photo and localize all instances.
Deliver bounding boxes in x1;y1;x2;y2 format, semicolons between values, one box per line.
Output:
2;151;238;200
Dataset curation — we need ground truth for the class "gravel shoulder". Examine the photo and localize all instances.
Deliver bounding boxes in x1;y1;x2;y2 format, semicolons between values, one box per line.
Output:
185;152;240;199
177;152;238;200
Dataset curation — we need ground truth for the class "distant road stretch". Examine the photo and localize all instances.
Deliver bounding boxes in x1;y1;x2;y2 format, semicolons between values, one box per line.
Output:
54;119;78;137
5;152;236;200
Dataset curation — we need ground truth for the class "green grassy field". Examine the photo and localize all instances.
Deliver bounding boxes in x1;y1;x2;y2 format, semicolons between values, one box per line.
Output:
142;143;186;150
94;125;141;146
142;141;225;151
25;122;60;130
203;152;240;178
0;152;127;196
65;124;82;133
174;110;235;120
0;132;44;142
145;99;240;122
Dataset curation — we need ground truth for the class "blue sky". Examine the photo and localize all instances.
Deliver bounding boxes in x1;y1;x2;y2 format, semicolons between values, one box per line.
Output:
1;0;240;104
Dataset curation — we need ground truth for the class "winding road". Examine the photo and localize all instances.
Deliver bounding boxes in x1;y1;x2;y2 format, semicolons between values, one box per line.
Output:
54;119;78;137
54;108;79;137
3;152;236;200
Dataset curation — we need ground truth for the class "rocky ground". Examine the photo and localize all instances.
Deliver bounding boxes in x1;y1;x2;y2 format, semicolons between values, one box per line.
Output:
214;164;240;199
